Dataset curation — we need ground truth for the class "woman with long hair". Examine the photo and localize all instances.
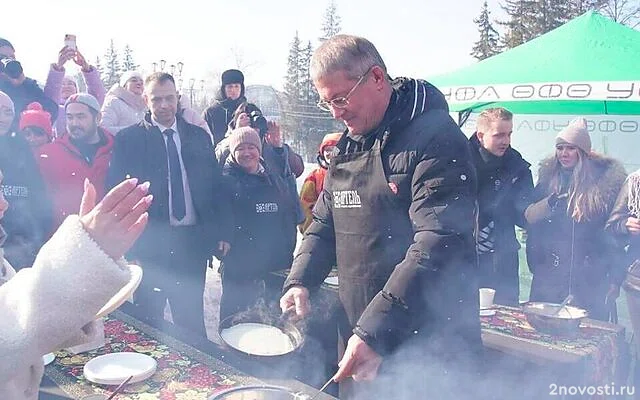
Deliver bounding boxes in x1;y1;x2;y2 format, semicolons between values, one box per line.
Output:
525;117;627;321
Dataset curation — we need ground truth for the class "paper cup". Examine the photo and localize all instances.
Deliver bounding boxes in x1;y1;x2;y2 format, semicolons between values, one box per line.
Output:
479;288;496;309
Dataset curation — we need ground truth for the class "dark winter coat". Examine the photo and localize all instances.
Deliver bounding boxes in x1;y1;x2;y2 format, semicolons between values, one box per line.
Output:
284;79;482;369
468;134;533;305
525;155;627;320
0;78;58;131
106;113;233;266
220;161;297;280
203;95;246;146
606;170;640;282
0;133;52;268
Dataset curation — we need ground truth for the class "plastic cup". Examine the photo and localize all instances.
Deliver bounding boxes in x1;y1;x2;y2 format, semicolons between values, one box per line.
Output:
479;288;496;309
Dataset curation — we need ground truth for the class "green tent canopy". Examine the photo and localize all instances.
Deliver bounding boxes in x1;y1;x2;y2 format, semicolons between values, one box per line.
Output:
428;11;640;115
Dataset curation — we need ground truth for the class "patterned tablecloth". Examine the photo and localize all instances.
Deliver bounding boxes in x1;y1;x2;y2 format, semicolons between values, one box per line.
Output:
44;311;265;400
481;305;623;387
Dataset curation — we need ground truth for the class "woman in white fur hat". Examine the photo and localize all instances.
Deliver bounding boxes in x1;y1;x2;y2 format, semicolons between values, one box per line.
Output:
0;174;152;400
524;117;628;321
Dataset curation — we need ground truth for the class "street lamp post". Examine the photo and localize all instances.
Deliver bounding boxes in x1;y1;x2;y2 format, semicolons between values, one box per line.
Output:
200;80;206;108
189;78;196;108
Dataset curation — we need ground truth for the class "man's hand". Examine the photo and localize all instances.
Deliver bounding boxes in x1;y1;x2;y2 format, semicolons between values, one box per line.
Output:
333;334;382;382
626;217;640;235
280;285;311;320
265;121;283;148
79;178;152;260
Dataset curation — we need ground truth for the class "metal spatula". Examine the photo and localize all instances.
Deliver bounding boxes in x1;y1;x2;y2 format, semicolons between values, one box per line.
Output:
553;294;574;316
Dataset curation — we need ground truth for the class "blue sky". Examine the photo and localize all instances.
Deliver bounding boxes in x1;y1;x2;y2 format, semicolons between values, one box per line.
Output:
2;0;506;90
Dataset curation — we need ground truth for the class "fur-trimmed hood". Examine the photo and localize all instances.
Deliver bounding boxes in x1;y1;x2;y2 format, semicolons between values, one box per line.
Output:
537;153;627;221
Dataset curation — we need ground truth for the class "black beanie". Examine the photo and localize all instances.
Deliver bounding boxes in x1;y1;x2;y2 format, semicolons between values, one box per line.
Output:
221;69;244;86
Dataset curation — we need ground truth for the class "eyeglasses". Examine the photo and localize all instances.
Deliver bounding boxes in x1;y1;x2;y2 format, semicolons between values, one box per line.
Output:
317;67;373;112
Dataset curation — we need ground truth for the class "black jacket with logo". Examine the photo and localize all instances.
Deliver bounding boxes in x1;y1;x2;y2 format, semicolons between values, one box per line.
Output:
220;161;297;280
0;133;52;268
284;80;482;363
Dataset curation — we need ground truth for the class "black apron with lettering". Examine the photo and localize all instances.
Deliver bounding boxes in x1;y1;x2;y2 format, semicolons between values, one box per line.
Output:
326;136;414;342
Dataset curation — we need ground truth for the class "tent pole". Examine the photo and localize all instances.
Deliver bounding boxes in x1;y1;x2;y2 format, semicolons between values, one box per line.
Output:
458;109;473;127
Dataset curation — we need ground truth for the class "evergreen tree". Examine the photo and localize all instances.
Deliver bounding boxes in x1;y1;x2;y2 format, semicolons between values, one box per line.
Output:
471;1;501;60
103;39;121;88
567;0;608;17
73;72;87;93
499;0;539;49
284;32;302;106
121;44;138;73
283;32;303;150
320;0;342;41
299;41;315;104
94;56;105;85
537;0;571;33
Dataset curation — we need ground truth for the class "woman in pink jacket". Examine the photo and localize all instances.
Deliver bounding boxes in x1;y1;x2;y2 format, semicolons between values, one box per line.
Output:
44;46;106;137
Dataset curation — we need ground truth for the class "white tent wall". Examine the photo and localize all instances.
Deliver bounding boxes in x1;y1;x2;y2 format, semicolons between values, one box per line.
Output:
454;112;640;179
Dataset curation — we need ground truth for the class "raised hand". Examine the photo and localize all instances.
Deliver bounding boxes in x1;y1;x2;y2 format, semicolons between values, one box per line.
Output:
73;49;90;71
79;178;152;260
54;46;76;70
265;120;283;148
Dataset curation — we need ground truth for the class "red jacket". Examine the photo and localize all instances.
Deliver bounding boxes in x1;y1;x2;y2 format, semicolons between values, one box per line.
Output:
36;129;114;230
298;166;328;234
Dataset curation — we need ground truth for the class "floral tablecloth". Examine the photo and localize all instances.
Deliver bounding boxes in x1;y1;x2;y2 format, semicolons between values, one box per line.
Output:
481;305;623;388
44;311;263;400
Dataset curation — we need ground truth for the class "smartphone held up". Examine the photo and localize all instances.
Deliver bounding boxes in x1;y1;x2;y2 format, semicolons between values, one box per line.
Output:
64;34;77;51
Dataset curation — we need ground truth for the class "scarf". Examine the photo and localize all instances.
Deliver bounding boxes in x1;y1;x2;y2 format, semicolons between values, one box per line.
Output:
628;170;640;218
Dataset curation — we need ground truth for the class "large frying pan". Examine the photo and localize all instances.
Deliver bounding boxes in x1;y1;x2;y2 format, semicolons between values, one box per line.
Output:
218;310;305;360
209;385;310;400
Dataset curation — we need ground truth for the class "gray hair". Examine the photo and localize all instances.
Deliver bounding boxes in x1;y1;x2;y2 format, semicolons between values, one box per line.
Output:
310;34;387;81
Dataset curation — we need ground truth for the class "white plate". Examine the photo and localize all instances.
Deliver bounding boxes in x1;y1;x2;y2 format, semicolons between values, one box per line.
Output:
43;353;55;366
95;265;143;319
83;352;156;385
324;276;339;286
480;309;496;317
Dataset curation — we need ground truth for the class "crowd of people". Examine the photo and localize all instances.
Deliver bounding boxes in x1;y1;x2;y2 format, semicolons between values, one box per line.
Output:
0;32;639;400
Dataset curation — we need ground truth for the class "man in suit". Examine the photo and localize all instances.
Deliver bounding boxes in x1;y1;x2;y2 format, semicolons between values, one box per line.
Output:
106;72;232;336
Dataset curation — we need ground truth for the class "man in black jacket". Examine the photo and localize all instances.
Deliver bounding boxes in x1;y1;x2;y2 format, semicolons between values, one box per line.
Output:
469;108;533;306
0;38;58;130
202;69;246;146
106;72;233;336
280;35;482;399
0;91;52;269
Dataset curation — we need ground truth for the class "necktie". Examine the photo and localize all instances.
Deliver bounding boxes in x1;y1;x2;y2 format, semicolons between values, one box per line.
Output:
164;129;186;221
